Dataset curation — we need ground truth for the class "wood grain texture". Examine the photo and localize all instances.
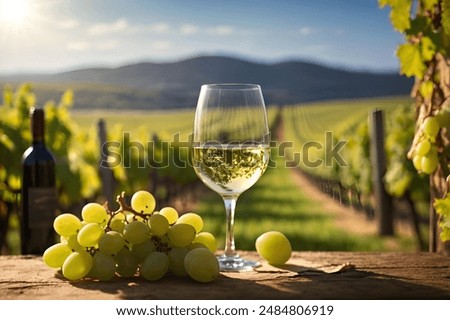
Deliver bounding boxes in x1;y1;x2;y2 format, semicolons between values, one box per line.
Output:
0;251;449;300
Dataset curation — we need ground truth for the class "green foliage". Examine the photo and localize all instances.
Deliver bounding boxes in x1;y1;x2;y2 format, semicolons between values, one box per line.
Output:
283;97;413;198
380;0;448;77
379;0;412;32
434;194;450;241
0;84;102;208
103;124;198;202
0;85;31;202
335;121;372;196
1;85;211;215
381;0;450;244
397;43;427;78
384;104;429;204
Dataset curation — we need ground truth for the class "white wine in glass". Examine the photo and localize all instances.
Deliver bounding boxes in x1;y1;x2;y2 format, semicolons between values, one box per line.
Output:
192;84;270;271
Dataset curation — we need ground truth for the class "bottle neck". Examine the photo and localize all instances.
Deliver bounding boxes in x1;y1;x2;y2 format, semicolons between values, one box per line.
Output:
30;107;45;145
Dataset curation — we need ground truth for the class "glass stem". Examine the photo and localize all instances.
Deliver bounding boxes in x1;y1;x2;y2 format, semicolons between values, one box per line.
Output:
222;196;238;257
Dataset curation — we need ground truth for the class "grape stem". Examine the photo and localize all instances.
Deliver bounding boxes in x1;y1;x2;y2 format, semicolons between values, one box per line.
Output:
103;191;152;231
101;191;169;252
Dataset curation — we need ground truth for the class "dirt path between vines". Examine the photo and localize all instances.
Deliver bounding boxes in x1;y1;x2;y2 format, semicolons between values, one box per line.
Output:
289;167;417;249
289;168;377;235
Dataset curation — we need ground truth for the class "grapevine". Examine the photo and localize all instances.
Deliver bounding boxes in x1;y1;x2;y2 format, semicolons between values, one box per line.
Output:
380;0;450;251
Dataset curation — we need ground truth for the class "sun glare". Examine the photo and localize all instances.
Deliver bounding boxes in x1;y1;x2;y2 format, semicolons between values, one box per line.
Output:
0;0;31;26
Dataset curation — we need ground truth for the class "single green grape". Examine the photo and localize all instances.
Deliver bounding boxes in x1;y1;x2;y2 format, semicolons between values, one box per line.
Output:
255;231;292;265
421;152;439;174
115;248;138;277
148;214;169;237
168;247;189;277
77;222;104;248
131;190;156;214
109;216;126;233
168;223;196;248
81;203;108;224
123;220;150;244
43;243;73;268
98;231;125;255
192;232;217;253
422;116;440;137
53;213;82;237
66;233;84;252
62;251;93;281
131;238;156;262
91;252;116;281
158;207;179;225
176;213;203;233
416;139;431;156
140;252;169;281
184;248;220;283
412;154;423;171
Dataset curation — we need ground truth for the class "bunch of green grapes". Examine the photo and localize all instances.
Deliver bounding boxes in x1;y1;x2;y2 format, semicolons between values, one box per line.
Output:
411;112;450;175
43;190;219;283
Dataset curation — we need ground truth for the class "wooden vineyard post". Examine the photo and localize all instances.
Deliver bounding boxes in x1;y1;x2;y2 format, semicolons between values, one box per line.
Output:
97;119;115;206
370;109;394;236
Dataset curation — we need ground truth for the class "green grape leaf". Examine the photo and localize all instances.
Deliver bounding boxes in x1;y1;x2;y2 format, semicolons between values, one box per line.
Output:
390;0;412;32
396;42;426;78
434;194;450;217
421;36;436;61
439;226;450;241
436;194;450;242
419;80;434;99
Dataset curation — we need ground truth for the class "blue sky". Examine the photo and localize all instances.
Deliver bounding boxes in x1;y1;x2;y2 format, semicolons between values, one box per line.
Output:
0;0;403;73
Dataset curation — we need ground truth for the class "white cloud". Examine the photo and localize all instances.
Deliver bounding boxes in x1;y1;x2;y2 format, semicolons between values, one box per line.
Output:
180;24;199;35
299;27;314;36
153;40;172;50
96;39;119;50
88;18;129;36
67;41;90;51
67;39;120;52
58;18;79;29
208;25;234;36
147;22;170;33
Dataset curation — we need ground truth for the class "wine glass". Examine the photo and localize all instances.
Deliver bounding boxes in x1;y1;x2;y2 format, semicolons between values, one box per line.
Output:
192;84;270;271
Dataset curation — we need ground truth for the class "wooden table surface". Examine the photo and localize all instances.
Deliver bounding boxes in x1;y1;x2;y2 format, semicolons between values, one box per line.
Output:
0;251;449;300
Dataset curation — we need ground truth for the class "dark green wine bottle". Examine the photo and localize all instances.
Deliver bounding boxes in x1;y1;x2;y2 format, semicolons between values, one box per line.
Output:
21;107;57;255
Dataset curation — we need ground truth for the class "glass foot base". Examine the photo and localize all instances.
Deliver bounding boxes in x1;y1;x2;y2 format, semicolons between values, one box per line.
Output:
218;254;260;272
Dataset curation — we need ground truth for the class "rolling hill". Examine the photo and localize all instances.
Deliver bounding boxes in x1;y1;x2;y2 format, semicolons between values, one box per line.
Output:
0;56;413;109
